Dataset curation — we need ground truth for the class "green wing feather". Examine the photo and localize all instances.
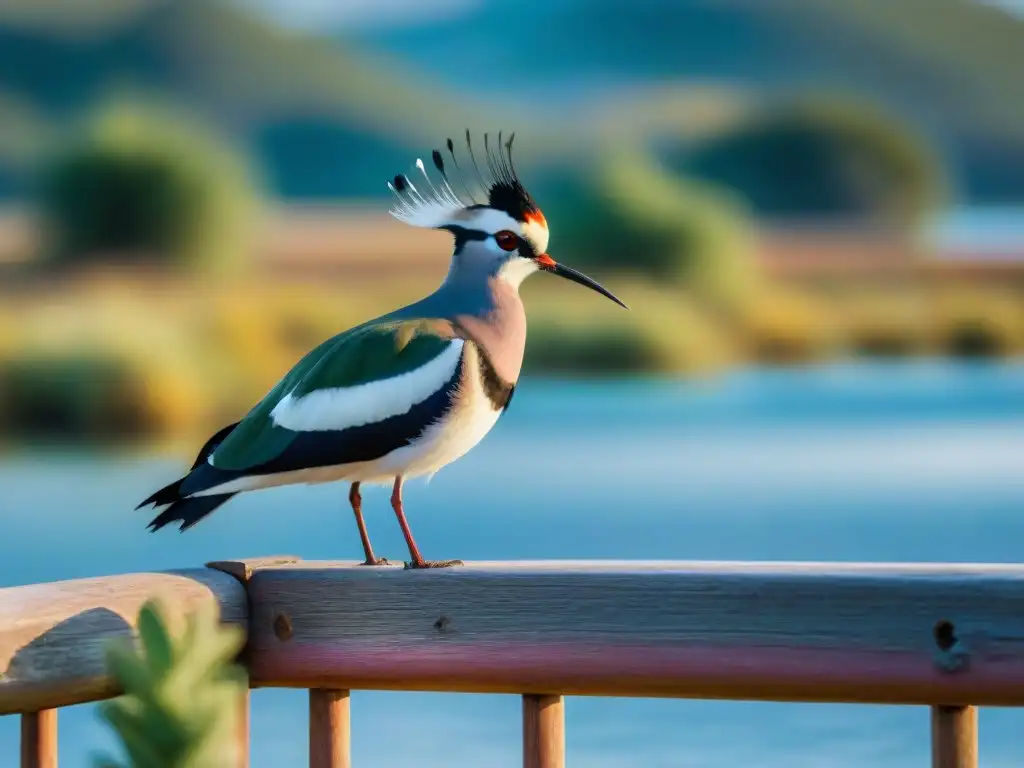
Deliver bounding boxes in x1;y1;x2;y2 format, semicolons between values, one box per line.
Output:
209;318;457;472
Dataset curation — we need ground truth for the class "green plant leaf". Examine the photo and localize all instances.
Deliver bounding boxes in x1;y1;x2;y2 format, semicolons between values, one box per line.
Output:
137;601;174;679
105;641;153;696
96;599;246;768
99;700;169;768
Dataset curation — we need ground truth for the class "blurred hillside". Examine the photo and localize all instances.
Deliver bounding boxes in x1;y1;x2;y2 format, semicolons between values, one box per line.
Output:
0;0;509;202
2;0;1024;203
348;0;1024;204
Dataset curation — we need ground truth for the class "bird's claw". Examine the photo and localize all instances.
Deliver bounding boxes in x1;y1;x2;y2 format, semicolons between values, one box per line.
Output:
404;559;464;570
360;557;392;566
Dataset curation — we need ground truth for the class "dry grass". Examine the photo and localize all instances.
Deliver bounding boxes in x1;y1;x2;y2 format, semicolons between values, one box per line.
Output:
928;288;1024;357
738;284;839;364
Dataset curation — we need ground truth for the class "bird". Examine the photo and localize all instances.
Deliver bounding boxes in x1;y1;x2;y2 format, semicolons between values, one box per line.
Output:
137;130;627;569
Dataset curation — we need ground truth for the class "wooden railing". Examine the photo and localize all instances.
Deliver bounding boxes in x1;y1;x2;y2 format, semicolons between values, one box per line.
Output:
4;558;1024;767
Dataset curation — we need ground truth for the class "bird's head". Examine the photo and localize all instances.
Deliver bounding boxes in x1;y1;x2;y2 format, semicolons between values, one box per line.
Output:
388;131;626;309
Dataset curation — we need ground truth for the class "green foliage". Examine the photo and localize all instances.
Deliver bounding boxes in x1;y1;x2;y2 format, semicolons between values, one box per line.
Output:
931;292;1024;359
738;287;839;365
538;149;757;304
523;286;738;376
525;321;675;376
0;350;156;443
36;98;259;271
674;98;950;229
94;599;246;768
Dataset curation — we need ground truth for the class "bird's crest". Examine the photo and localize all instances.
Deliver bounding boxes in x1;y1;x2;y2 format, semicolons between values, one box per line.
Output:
388;130;541;230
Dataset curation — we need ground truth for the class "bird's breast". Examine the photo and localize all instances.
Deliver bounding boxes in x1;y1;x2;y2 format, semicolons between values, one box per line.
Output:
367;341;508;481
452;282;528;384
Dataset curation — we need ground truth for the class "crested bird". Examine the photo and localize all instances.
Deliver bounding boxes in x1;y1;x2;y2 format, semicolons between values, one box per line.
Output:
137;131;627;569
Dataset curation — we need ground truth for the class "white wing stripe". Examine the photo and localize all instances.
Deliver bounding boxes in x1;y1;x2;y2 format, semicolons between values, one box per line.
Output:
270;339;465;432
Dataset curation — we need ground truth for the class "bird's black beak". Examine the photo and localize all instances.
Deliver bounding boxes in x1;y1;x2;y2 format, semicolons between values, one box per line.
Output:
536;254;628;309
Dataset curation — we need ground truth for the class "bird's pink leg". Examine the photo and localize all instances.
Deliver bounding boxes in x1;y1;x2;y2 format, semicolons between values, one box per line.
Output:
349;482;388;566
390;476;462;569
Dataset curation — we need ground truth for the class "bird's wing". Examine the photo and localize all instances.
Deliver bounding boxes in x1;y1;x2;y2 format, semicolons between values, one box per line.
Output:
179;318;464;493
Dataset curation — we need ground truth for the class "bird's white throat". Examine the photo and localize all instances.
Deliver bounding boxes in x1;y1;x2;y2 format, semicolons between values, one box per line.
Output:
498;257;540;289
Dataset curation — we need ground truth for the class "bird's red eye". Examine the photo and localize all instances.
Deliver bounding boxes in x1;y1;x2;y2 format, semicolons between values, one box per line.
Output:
494;230;518;251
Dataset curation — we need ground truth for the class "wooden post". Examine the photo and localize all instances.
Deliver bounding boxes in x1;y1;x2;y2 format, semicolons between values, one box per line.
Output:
309;689;351;768
20;710;57;768
237;687;250;768
523;694;564;768
931;705;978;768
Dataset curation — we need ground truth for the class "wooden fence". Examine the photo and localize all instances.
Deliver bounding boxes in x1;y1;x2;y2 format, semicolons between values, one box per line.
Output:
4;558;1024;767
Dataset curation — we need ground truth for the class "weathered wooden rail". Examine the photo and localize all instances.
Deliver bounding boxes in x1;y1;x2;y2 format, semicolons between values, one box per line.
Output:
4;558;1024;767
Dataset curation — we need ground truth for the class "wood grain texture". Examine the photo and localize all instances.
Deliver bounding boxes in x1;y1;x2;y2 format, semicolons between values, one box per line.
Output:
523;695;564;768
309;689;350;768
20;710;56;768
931;705;978;768
0;569;248;714
242;560;1024;704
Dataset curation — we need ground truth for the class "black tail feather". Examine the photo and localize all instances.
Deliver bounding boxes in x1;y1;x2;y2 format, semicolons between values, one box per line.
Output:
136;478;185;510
137;421;241;533
147;493;238;533
136;421;240;511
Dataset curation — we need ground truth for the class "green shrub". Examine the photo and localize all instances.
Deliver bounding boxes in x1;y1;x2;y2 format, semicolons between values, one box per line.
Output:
537;149;757;304
837;294;932;358
525;321;675;375
523;289;738;376
739;286;838;365
36;98;258;272
94;599;246;768
673;97;950;230
848;324;928;358
931;293;1024;358
0;350;158;443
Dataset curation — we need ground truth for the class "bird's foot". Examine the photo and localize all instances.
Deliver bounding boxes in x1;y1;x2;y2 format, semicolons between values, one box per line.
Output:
404;559;464;570
360;557;391;566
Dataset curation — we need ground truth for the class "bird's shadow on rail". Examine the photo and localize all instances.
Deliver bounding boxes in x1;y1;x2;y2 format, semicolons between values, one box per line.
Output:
4;607;132;689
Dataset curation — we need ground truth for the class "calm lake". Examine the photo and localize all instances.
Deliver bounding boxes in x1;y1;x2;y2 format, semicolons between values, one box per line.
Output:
2;361;1023;766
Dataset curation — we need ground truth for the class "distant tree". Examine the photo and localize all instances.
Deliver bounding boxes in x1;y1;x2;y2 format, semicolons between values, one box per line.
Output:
672;99;951;229
537;149;757;304
36;98;259;271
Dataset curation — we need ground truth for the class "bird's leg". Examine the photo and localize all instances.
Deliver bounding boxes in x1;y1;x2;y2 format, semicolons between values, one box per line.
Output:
390;476;462;569
390;477;425;566
349;482;388;566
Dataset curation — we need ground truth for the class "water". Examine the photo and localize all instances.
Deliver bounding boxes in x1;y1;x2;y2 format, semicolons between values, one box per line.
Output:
2;361;1024;766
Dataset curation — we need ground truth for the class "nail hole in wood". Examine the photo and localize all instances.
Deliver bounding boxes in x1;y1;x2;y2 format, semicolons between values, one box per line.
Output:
274;613;293;641
934;619;956;651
